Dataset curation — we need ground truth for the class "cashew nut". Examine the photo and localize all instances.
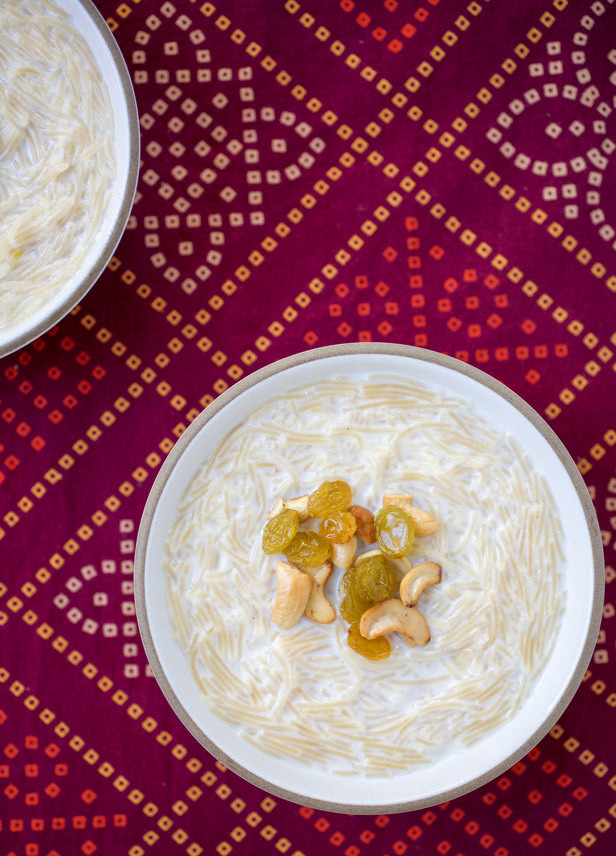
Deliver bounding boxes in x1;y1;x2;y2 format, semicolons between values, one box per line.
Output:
359;599;431;647
388;553;414;580
383;492;413;506
383;495;438;537
271;561;312;629
300;560;336;624
330;535;357;571
348;505;376;543
267;495;310;522
399;562;442;607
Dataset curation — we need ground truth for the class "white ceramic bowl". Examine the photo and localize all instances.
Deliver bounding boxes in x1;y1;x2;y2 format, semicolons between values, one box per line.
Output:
135;344;604;813
0;0;139;358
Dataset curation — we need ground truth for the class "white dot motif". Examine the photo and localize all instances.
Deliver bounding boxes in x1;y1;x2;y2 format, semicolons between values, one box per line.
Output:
133;8;331;292
485;2;616;243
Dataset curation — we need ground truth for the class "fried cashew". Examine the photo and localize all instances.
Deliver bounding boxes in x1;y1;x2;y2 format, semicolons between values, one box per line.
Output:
267;495;310;522
383;494;438;537
399;562;442;607
359;598;431;647
300;560;336;624
271;561;312;629
330;535;357;571
382;492;413;506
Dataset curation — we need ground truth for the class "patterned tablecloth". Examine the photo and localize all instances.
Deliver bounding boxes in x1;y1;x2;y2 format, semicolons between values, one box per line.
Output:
2;0;616;853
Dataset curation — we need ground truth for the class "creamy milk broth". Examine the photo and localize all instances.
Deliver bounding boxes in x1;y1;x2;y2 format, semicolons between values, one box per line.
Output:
164;376;564;775
0;0;115;330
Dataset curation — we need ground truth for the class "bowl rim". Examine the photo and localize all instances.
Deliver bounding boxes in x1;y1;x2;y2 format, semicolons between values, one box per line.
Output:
135;342;605;813
0;0;140;359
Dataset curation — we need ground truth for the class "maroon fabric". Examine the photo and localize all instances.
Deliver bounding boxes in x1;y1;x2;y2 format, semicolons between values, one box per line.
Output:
1;1;615;854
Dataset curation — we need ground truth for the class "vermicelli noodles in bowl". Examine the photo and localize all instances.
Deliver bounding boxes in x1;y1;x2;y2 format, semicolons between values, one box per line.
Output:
0;0;138;357
163;374;565;776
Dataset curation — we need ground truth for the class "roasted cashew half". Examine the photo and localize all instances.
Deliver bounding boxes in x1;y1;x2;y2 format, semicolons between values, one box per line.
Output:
301;560;336;624
399;562;442;607
359;598;431;647
271;561;311;629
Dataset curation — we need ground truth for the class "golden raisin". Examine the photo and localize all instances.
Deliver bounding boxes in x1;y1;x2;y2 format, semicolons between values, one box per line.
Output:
319;510;357;543
348;505;376;543
347;622;391;660
285;530;331;566
339;569;373;624
307;480;352;518
262;508;300;554
353;553;397;602
375;506;415;559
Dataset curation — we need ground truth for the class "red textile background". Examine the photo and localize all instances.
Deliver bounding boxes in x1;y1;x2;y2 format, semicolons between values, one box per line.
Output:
1;1;615;855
